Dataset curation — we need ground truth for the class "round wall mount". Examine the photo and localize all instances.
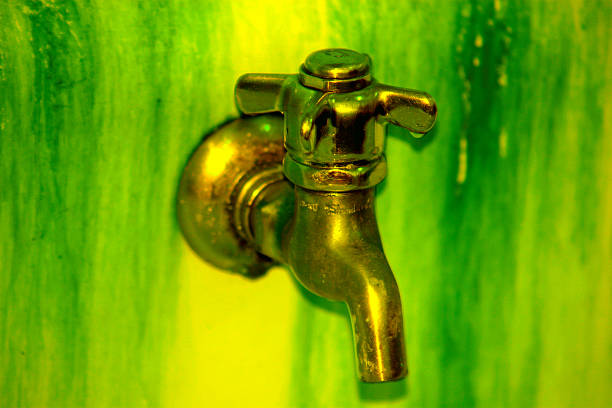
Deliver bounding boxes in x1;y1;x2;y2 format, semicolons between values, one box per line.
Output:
177;114;285;277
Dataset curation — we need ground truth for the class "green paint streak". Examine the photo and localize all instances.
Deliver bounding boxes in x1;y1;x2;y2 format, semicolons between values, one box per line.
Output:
1;1;97;405
289;286;317;407
1;1;186;406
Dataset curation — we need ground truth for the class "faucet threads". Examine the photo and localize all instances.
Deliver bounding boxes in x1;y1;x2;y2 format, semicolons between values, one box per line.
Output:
282;154;387;192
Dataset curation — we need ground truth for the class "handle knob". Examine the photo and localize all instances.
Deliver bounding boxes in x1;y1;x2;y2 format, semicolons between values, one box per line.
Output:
235;73;289;114
235;49;437;191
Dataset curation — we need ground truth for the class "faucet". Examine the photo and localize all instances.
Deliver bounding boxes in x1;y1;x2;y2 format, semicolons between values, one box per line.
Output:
177;49;437;382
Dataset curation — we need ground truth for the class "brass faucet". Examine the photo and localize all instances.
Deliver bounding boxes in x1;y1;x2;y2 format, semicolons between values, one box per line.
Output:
177;49;437;382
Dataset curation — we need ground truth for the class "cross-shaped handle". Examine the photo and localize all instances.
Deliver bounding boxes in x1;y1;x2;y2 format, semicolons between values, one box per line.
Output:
235;49;437;191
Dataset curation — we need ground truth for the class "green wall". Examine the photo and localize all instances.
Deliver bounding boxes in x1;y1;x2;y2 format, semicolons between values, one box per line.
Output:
1;0;610;407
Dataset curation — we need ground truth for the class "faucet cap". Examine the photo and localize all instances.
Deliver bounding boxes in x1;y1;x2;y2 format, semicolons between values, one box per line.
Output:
299;48;372;92
302;48;370;79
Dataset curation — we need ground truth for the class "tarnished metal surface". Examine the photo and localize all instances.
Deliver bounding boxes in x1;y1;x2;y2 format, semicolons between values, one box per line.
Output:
177;115;285;277
179;49;437;382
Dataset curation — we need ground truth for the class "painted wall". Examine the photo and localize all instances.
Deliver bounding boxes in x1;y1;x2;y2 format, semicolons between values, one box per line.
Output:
1;1;610;407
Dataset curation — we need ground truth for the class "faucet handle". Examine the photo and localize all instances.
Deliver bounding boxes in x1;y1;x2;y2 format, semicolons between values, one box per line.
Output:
376;84;437;135
234;49;437;192
235;73;289;114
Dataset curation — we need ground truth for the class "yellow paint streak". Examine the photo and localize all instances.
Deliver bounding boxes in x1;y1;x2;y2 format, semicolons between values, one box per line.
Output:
457;138;468;184
499;128;508;157
164;244;296;407
498;71;508;87
591;42;612;406
229;0;332;77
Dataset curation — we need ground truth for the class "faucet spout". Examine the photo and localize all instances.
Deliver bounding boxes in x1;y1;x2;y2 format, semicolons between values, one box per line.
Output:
251;184;407;382
345;263;407;383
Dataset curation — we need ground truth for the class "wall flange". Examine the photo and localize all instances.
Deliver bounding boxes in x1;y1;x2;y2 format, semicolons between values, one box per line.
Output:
177;114;285;277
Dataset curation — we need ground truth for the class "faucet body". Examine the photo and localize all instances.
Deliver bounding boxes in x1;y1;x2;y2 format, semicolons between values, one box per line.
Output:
250;184;406;381
177;49;437;383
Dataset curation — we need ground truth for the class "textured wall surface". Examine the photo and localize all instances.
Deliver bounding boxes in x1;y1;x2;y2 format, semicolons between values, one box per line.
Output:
1;1;611;407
